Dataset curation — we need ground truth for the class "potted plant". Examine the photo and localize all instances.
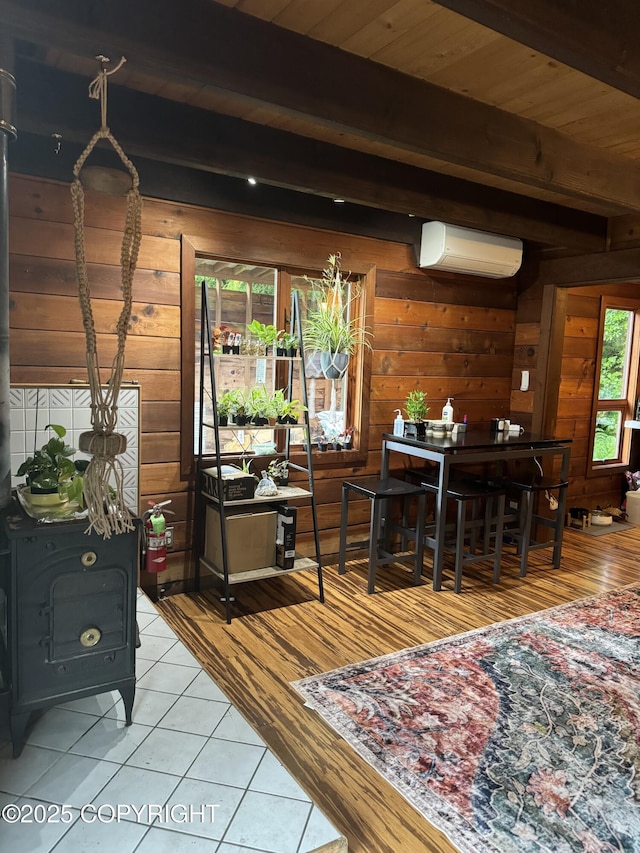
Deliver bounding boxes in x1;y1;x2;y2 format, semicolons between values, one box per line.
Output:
266;458;290;486
279;331;299;357
303;252;371;379
270;388;306;424
404;390;429;439
16;424;87;507
229;388;250;425
216;390;236;426
247;384;274;425
247;319;279;354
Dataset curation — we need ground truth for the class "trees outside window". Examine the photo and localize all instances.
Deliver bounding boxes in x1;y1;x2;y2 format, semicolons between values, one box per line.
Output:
591;303;640;468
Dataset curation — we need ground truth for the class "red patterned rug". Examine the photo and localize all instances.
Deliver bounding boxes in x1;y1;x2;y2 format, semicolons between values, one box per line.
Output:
292;585;640;853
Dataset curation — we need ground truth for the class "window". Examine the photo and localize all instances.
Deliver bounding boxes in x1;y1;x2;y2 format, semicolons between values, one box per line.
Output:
591;302;640;469
190;256;368;464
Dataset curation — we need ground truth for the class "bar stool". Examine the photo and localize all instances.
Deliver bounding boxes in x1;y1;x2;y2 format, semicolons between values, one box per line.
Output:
406;469;506;593
502;474;569;575
338;477;427;593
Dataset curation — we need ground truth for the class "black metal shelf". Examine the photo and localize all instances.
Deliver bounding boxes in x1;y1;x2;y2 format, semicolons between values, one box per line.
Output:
194;285;324;623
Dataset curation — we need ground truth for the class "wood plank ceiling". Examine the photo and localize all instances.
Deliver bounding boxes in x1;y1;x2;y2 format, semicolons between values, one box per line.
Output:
4;0;640;259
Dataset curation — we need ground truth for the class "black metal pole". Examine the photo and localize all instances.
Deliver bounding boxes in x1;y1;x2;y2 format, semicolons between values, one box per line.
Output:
0;67;17;509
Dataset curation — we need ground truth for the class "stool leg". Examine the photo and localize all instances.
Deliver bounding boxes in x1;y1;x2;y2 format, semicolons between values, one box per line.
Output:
413;492;426;585
368;497;382;594
519;491;533;576
492;494;505;583
454;499;466;594
338;483;349;575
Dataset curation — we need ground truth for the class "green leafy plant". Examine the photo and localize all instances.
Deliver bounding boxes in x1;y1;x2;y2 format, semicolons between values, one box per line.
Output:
271;389;306;423
246;384;275;422
266;458;289;483
216;390;237;418
404;390;429;422
16;424;86;501
278;331;299;353
229;388;250;420
302;252;372;356
247;319;279;348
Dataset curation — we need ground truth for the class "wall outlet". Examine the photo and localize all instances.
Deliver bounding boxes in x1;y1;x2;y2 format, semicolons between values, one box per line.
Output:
165;527;174;548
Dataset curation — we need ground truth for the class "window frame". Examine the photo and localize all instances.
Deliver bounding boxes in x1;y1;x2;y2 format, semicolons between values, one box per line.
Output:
588;296;640;474
180;234;374;478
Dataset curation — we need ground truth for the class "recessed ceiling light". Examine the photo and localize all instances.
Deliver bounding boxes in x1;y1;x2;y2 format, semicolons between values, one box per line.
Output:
247;177;257;185
333;198;345;204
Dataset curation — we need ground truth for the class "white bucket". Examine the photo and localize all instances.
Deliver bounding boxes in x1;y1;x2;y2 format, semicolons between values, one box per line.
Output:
626;490;640;524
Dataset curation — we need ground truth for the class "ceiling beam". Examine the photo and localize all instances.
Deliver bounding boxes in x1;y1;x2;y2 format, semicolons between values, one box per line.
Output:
539;247;640;286
2;0;640;214
432;0;640;100
14;59;607;251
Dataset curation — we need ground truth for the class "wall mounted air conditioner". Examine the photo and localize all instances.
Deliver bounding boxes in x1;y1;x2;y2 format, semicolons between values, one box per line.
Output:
418;221;523;279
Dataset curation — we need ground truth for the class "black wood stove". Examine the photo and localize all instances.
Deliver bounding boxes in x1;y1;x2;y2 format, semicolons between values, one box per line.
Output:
0;502;140;757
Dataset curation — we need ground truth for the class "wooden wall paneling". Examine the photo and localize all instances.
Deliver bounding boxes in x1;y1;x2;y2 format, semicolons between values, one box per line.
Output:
375;268;517;310
371;351;513;377
140;431;182;464
373;295;515;333
10;292;180;337
9;368;181;403
374;324;515;356
10;216;180;271
10;330;180;369
9;256;181;305
371;375;512;401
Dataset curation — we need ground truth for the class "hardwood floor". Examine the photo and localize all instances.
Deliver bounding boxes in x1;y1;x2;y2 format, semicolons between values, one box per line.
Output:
156;525;640;853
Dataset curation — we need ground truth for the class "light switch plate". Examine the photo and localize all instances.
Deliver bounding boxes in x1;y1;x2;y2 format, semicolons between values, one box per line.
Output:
520;370;530;391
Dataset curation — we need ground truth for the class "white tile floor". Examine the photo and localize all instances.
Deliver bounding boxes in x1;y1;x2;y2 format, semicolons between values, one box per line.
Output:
0;591;344;852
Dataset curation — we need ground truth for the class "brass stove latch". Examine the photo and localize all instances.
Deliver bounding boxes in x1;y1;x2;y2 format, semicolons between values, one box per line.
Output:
81;551;98;567
79;627;102;647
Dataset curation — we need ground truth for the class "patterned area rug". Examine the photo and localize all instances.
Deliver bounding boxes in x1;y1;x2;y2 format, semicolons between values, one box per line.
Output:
292;585;640;853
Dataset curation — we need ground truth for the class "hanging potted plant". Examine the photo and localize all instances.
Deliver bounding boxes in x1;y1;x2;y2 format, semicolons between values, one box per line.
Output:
303;252;371;379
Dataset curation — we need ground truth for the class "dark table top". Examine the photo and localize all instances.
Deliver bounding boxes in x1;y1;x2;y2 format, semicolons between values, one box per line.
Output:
382;429;572;454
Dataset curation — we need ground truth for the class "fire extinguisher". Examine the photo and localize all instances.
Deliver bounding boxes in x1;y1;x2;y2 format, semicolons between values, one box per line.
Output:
142;500;173;573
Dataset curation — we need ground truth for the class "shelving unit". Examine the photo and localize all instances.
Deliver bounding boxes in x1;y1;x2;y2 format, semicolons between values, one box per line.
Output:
194;282;324;623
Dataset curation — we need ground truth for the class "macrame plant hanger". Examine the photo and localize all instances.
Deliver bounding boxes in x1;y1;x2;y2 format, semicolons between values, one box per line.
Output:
71;55;142;538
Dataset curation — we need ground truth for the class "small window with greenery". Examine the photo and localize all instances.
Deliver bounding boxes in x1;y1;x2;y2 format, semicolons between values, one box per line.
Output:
187;253;371;467
591;302;640;469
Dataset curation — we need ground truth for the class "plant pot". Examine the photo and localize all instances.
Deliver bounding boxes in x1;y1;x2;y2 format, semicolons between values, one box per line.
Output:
287;347;298;358
276;347;287;357
24;487;69;507
318;442;328;452
252;416;269;426
333;442;343;451
320;351;349;380
217;414;229;427
233;414;249;426
404;421;426;440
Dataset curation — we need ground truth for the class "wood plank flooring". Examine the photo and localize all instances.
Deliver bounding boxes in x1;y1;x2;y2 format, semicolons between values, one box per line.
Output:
156;525;640;853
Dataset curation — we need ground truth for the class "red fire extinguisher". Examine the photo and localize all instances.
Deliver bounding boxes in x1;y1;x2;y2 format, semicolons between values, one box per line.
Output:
143;500;173;573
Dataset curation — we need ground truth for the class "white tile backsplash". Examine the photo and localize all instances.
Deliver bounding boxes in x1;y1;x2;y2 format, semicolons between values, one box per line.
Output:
10;384;140;505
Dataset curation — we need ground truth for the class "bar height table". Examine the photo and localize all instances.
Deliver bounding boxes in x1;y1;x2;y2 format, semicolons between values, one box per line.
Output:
381;430;572;590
